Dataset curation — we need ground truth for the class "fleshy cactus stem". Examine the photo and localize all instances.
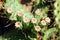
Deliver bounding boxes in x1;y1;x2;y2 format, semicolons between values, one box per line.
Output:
43;28;58;40
54;0;60;29
4;0;34;21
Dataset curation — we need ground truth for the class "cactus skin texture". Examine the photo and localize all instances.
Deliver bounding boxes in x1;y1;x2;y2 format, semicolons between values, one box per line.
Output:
4;0;59;40
4;0;34;21
54;0;60;28
43;28;58;40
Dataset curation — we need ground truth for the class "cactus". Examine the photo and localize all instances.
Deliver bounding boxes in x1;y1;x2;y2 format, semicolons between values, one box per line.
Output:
4;0;50;30
3;0;60;40
43;28;58;40
54;0;60;28
4;0;34;21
